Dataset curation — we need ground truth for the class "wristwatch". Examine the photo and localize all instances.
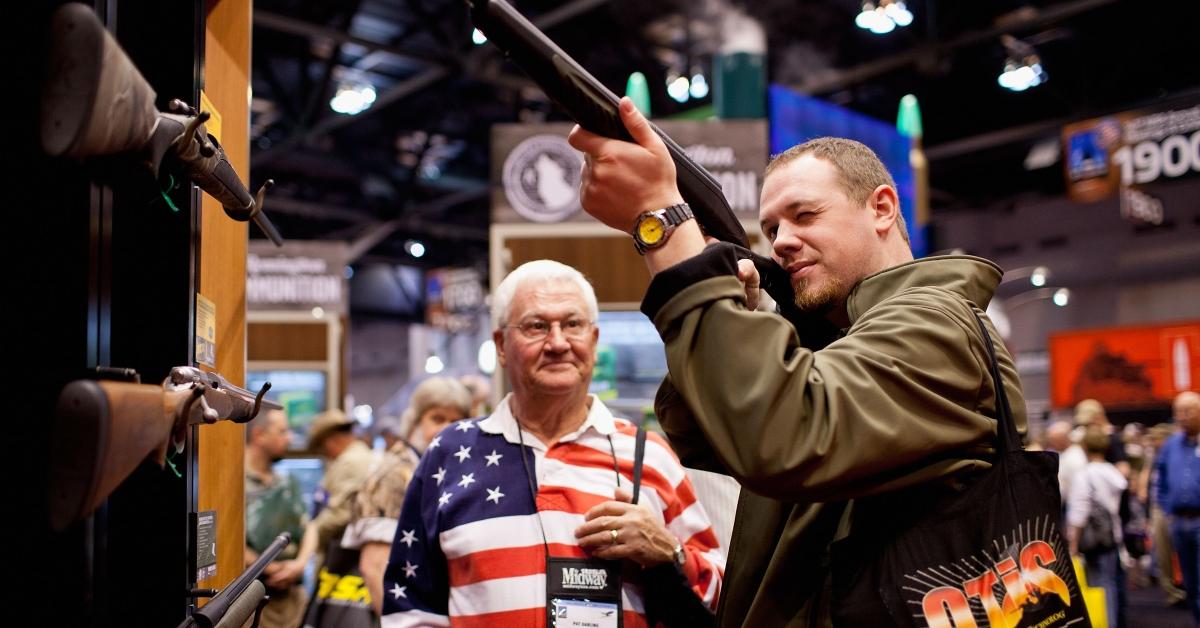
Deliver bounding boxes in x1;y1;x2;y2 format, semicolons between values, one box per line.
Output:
632;203;694;254
671;542;687;570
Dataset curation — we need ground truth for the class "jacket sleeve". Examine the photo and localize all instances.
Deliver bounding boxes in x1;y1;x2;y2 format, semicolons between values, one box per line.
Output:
644;248;1004;503
381;451;450;627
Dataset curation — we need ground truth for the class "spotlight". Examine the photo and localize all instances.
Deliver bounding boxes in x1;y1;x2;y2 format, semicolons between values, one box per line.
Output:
1052;288;1070;307
998;36;1048;92
885;1;913;26
1030;266;1048;287
471;28;488;45
689;74;709;99
405;239;426;258
329;82;376;115
856;1;910;34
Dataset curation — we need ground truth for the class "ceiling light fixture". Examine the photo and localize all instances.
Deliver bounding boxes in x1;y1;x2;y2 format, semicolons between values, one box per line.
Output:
998;35;1048;92
856;1;911;35
329;82;376;115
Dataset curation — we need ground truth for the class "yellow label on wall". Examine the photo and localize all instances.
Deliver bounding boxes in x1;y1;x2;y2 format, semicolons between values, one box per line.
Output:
199;90;222;143
196;293;217;367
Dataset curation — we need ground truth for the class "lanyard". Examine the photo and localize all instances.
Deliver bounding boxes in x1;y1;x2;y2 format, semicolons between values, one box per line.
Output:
516;424;619;559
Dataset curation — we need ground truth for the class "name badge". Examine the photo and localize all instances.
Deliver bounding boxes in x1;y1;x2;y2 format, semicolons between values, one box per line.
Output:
547;557;622;628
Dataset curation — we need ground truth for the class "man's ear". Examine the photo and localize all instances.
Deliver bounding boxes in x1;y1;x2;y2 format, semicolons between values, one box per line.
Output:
493;328;507;369
869;184;900;237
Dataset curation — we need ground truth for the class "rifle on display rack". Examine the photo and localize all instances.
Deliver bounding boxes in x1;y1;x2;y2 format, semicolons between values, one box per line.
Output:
177;532;293;628
47;366;282;532
467;0;839;345
40;3;283;245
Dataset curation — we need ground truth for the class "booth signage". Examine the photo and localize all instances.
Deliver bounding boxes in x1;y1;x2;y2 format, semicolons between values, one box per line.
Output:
1062;96;1200;220
247;241;349;314
491;120;768;224
426;267;485;333
1049;320;1200;409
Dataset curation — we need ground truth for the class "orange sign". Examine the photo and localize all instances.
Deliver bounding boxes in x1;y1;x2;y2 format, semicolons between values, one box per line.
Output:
1049;320;1200;410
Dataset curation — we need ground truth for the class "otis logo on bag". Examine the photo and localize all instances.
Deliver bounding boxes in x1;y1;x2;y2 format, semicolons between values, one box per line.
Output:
907;516;1079;628
502;135;583;223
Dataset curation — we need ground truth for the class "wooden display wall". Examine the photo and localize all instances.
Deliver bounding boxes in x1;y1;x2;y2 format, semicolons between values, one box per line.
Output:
196;0;251;597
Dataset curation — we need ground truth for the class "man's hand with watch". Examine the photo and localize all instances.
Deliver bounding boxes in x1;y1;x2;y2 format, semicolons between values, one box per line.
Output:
568;98;707;275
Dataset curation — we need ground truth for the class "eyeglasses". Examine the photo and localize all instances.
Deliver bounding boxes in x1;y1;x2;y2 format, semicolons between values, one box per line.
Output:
507;318;593;341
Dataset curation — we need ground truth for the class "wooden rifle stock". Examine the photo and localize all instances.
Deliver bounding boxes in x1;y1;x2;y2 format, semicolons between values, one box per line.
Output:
48;380;197;531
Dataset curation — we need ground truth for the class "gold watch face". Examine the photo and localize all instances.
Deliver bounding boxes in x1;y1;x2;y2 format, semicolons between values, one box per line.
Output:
637;215;666;245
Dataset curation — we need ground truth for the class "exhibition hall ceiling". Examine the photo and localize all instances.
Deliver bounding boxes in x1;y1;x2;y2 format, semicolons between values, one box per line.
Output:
247;0;1200;269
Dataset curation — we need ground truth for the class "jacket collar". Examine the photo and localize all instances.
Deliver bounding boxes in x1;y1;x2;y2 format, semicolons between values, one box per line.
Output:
478;393;616;450
845;255;1003;326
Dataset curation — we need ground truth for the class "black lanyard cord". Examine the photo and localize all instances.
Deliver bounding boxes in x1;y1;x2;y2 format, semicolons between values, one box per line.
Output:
515;424;622;559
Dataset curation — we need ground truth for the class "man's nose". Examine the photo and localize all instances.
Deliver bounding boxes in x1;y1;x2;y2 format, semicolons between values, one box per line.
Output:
543;324;571;350
772;222;803;258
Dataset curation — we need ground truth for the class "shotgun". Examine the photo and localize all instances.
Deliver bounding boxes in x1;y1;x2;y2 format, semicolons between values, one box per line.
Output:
468;0;831;339
179;532;293;628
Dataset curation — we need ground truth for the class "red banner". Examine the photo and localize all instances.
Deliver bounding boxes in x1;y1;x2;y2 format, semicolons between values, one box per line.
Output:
1049;320;1200;409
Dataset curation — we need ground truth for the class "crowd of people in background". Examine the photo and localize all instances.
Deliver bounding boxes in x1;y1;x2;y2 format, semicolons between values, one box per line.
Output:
240;124;1199;627
1040;392;1200;627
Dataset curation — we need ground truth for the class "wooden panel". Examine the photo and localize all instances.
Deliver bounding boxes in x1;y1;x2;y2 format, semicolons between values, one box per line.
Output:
197;0;251;594
507;236;651;304
505;231;764;306
248;322;330;361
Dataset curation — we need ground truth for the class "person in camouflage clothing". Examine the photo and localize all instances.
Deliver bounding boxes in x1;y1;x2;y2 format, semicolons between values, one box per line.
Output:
341;377;473;615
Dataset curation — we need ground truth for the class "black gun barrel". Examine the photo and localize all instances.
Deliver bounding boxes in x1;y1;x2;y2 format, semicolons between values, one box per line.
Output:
469;0;748;248
467;0;832;341
185;532;291;628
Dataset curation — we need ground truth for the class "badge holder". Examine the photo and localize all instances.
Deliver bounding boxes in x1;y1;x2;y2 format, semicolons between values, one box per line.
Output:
546;556;623;628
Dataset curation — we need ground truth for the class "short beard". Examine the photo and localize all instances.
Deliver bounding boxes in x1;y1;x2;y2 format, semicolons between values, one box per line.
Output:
793;276;844;314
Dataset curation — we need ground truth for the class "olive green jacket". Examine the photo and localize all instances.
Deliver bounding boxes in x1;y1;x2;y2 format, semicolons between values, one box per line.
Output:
641;248;1026;627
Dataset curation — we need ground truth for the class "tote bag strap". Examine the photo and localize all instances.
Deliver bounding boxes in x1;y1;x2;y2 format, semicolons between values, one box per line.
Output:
972;311;1021;454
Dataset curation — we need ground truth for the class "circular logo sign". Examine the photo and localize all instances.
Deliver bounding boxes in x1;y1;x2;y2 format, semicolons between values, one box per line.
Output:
502;134;583;223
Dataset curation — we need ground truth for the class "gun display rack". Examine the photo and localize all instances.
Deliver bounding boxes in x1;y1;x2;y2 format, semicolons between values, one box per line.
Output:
14;1;257;625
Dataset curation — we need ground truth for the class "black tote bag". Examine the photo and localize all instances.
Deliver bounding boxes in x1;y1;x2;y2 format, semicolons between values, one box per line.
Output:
301;540;380;628
830;312;1092;628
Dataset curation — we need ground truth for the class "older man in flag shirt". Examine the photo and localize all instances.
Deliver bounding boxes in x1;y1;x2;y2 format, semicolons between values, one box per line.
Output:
381;260;723;627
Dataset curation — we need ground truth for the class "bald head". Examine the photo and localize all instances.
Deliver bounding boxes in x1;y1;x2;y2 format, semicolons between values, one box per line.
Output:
1045;420;1072;452
1174;390;1200;437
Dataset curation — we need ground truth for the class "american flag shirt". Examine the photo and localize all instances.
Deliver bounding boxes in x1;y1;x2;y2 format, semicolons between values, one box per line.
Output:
380;394;725;627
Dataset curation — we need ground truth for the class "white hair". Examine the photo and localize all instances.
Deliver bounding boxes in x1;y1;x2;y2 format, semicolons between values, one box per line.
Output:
491;260;599;329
